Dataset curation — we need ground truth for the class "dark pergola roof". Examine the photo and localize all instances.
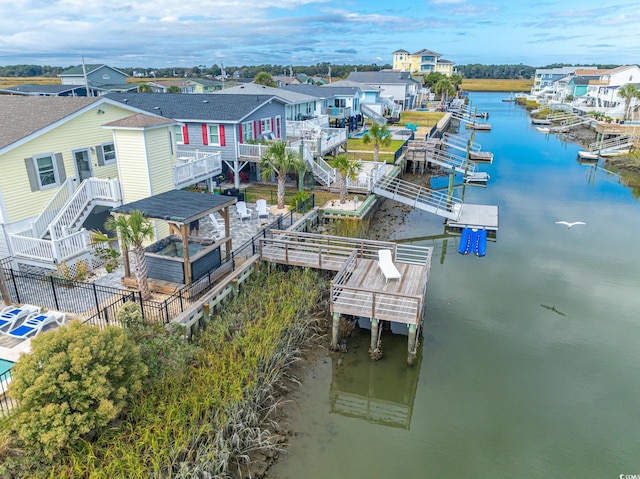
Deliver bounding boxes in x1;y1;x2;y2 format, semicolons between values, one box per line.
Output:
111;189;236;224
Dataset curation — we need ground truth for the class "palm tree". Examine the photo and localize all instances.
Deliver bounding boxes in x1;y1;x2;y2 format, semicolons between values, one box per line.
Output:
260;141;304;209
254;72;276;87
450;73;463;91
434;78;455;104
105;210;155;300
330;154;362;204
137;83;153;93
166;85;181;93
617;83;639;120
362;123;392;163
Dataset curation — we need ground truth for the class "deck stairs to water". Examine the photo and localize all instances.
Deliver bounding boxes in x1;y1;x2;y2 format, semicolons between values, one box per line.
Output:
372;175;462;220
427;149;477;175
441;132;482;154
361;104;387;125
587;134;636;154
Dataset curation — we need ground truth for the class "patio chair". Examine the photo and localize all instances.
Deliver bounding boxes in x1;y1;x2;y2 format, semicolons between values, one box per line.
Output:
236;201;252;220
378;249;401;284
208;213;226;240
6;309;66;339
0;303;40;334
256;199;271;219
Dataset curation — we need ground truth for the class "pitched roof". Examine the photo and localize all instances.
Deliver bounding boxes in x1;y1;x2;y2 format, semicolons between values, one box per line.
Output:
324;80;381;92
59;64;128;77
438;58;455;65
393;49;409;54
346;71;418;85
0;84;88;95
283;84;361;98
214;83;317;103
106;92;285;122
0;96;100;150
412;48;442;57
102;113;178;129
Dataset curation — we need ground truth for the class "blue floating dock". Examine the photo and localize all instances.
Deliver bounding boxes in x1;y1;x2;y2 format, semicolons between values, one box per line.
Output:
458;227;473;254
458;227;487;256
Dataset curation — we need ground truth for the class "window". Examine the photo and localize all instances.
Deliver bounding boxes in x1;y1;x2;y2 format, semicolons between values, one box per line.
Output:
101;143;116;164
25;152;66;191
35;154;57;188
208;124;221;145
175;125;184;144
242;122;254;142
261;119;272;134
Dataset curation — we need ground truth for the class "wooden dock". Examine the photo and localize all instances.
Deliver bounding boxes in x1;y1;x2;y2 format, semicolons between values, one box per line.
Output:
259;230;433;364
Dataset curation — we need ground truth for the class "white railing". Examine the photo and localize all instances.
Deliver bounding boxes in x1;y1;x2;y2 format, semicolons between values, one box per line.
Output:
346;162;386;192
173;152;222;189
238;143;271;160
9;228;91;263
290;140;336;186
318;128;347;156
49;178;121;240
30;178;77;238
428;149;476;175
322;106;352;118
361;104;387;125
589;135;635;153
286;116;329;137
442;132;481;153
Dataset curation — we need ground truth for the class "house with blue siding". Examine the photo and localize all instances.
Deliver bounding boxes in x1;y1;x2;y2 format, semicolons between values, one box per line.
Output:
107;92;289;188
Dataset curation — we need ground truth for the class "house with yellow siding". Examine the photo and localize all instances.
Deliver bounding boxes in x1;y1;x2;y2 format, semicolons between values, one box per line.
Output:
0;96;213;270
392;48;455;76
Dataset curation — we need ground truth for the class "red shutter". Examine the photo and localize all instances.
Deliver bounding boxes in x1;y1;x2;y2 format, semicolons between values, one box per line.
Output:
253;121;258;139
182;125;189;144
239;124;243;144
202;124;208;145
258;120;262;135
220;125;226;146
271;117;274;132
276;118;281;138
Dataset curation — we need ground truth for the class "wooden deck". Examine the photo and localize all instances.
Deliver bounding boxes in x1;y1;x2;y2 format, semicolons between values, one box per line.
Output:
259;231;432;325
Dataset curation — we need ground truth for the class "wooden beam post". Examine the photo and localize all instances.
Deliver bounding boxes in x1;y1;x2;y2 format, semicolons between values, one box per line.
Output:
407;324;418;366
181;223;192;285
330;312;340;350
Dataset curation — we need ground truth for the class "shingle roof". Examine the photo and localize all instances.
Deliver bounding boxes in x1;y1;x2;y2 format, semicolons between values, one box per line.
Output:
102;113;178;129
214;83;317;104
412;48;442;57
324;80;381;92
106;92;285;122
393;49;409;54
112;189;236;224
59;64;128;77
0;96;100;150
346;71;418;85
0;84;87;95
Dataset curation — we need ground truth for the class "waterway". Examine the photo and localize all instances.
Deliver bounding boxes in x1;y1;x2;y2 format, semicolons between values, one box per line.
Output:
268;92;640;479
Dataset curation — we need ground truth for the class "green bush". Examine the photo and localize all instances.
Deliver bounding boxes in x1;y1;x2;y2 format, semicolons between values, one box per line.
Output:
7;320;147;459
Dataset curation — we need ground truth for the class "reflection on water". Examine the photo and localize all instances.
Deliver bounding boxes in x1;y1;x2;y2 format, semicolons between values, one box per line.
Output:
330;328;422;430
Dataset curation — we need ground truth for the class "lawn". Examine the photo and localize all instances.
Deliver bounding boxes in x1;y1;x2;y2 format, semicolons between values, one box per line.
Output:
398;111;444;127
243;184;339;207
460;78;533;92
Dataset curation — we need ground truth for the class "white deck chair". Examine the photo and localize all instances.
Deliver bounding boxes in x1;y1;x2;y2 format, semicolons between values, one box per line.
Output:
236;201;252;220
7;310;66;339
208;213;226;239
256;199;271;219
378;249;401;283
0;304;40;334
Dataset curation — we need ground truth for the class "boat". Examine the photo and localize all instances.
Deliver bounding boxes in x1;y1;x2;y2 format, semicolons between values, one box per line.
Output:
536;126;550;133
577;151;599;160
531;118;551;125
502;93;515;102
466;122;492;131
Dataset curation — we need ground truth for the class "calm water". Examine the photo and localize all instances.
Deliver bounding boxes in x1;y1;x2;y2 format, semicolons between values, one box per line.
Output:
269;92;640;479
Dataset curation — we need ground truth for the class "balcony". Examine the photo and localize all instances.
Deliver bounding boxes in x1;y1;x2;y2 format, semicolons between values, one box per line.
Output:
322;106;352;119
174;150;222;189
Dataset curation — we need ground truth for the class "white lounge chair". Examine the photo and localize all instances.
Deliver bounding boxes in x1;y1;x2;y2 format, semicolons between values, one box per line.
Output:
256;199;271;219
378;249;401;283
208;213;226;239
7;310;66;339
236;201;252;220
0;304;40;334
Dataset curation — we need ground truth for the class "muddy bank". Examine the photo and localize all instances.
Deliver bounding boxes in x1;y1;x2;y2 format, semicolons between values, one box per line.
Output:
560;125;598;148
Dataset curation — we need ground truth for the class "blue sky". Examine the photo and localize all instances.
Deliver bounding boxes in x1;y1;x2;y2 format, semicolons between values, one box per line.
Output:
0;0;638;68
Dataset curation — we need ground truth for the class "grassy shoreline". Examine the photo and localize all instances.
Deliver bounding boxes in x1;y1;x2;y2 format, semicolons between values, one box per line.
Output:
460;78;533;92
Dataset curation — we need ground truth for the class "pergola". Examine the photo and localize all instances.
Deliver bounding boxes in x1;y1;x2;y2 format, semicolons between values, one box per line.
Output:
111;189;237;285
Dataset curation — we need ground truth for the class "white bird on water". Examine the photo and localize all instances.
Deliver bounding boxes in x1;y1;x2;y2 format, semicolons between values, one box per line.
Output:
555;221;586;228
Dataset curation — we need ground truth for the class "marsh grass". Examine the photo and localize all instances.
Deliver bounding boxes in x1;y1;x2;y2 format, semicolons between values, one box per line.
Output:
2;266;328;478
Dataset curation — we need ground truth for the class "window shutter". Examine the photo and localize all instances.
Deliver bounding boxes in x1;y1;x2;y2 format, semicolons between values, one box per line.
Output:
202;123;208;145
253;121;258;139
258;120;262;135
24;158;39;191
271;117;274;131
182;125;189;144
220;125;226;146
55;153;66;183
239;124;243;144
96;145;105;166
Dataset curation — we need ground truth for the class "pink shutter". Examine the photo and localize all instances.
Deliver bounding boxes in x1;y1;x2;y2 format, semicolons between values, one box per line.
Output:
276;118;281;138
202;124;208;145
182;125;189;144
239;124;243;144
220;125;226;146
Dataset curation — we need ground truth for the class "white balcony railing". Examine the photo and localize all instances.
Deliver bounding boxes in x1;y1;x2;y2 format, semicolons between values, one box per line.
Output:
30;178;77;238
9;228;91;263
173;151;222;189
322;106;352;119
286;116;329;137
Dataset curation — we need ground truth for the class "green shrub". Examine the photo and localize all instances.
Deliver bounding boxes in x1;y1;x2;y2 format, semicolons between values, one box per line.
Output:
7;320;147;459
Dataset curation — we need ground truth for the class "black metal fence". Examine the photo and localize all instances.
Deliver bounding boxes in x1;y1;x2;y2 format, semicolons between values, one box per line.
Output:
1;197;317;329
0;369;16;416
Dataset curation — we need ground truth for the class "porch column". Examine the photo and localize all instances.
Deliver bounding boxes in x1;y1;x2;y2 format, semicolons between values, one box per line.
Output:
181;223;192;285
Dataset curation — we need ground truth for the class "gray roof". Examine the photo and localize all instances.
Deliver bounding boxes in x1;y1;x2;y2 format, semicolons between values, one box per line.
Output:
322;80;381;92
112;189;236;224
103;113;178;129
346;71;418;85
393;49;409;54
59;64;128;77
0;84;88;95
0;96;100;150
187;78;224;86
106;92;285;122
214;83;317;104
412;48;442;57
438;58;455;65
283;83;361;98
